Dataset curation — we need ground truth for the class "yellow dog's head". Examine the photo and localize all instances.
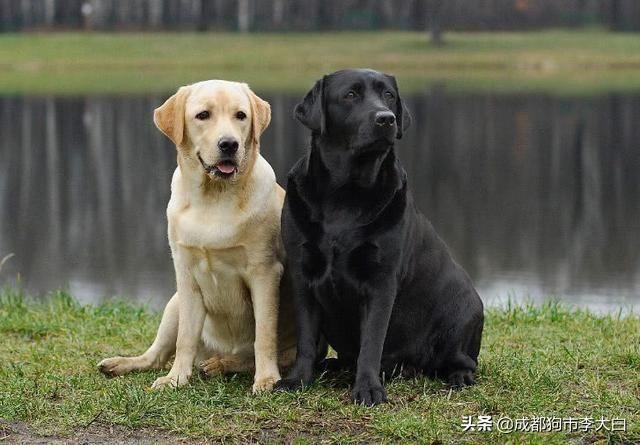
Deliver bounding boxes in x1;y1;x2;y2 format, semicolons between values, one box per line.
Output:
154;80;271;183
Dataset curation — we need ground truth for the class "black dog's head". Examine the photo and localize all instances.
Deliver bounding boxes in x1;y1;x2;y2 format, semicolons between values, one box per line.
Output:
295;69;411;149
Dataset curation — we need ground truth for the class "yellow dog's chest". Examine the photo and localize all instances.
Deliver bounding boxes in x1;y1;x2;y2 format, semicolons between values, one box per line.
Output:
185;245;252;317
174;204;248;250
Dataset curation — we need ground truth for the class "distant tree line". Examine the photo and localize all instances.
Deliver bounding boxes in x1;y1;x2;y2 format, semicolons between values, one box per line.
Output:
1;0;639;33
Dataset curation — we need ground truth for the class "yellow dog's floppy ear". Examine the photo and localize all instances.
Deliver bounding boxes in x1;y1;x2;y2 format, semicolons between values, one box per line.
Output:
153;85;191;147
243;84;271;148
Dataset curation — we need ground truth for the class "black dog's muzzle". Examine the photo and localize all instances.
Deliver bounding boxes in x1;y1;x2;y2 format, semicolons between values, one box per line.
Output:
371;110;397;143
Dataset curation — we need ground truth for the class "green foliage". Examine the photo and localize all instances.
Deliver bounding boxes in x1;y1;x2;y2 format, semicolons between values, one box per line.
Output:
0;290;638;443
1;30;640;95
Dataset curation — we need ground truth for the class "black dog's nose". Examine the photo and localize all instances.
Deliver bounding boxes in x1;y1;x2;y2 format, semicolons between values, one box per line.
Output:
375;111;396;126
218;137;239;154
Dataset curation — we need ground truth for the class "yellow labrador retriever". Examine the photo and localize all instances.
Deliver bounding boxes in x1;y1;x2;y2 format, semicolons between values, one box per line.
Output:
98;80;296;393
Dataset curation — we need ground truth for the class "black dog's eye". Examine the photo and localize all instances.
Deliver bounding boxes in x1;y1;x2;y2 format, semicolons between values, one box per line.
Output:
384;91;395;100
235;111;247;120
345;91;357;99
195;111;210;120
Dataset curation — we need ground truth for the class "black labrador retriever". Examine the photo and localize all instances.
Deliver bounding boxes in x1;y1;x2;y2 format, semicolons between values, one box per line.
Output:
276;69;484;405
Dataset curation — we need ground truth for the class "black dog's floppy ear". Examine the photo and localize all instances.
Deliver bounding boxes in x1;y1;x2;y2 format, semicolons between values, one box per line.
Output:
294;76;326;134
386;74;411;139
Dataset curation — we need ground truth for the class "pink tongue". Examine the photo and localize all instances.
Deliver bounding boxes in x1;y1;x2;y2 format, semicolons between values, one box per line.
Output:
216;163;235;174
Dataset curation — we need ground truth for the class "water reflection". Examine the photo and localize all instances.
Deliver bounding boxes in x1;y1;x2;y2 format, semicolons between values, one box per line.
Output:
0;91;638;312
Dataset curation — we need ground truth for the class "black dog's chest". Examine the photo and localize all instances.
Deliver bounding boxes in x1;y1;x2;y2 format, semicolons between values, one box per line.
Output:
301;216;390;291
299;221;396;357
293;185;402;288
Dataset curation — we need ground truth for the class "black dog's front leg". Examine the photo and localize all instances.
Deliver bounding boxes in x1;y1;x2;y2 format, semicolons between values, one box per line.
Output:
275;283;322;391
351;290;396;406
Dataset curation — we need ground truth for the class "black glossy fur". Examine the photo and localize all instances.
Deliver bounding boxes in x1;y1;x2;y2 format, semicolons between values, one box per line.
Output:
275;69;484;405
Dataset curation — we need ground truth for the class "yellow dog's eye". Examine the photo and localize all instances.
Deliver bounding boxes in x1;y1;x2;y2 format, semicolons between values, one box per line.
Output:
195;111;210;120
236;111;247;120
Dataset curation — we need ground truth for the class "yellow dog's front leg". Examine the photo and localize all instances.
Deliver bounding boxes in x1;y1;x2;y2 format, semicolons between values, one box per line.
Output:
152;257;205;390
247;262;284;393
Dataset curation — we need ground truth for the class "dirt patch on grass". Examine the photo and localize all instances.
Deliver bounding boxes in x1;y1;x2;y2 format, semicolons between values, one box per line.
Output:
0;420;207;444
0;417;376;444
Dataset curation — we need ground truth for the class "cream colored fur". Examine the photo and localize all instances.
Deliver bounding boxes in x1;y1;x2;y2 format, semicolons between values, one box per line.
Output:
98;80;296;393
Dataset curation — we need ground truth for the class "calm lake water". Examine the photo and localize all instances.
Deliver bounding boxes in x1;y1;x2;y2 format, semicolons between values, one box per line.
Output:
1;90;639;313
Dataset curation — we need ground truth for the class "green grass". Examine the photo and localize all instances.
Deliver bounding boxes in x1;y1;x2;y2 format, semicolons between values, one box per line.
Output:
2;30;640;95
0;289;638;443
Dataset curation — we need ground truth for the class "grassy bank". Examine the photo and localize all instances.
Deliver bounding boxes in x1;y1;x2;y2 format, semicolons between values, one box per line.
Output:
0;289;638;444
2;30;640;95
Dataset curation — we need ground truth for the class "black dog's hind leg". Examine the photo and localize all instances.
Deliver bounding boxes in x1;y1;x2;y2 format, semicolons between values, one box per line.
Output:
446;312;483;388
444;352;478;388
275;285;323;391
449;349;481;388
351;289;396;406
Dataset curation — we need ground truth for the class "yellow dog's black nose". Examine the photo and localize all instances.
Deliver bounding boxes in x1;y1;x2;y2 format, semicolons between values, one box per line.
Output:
218;137;239;154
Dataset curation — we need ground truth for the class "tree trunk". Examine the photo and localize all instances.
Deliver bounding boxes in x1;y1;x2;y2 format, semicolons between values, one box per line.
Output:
148;0;163;28
272;0;284;30
238;0;251;32
610;0;621;29
44;0;55;27
426;0;445;45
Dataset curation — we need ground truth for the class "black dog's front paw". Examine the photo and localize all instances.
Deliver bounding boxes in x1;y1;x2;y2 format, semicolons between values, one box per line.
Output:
351;378;388;406
447;369;476;388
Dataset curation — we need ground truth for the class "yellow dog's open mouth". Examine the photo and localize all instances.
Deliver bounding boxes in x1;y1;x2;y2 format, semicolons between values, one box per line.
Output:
215;161;237;175
198;153;238;178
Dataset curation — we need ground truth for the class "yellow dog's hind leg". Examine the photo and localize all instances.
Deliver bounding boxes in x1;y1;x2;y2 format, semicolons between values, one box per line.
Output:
199;346;296;377
199;353;254;377
98;293;179;377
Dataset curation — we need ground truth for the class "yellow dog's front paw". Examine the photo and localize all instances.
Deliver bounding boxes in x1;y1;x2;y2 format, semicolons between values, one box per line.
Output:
151;375;177;390
98;357;131;377
252;374;279;394
151;373;189;390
